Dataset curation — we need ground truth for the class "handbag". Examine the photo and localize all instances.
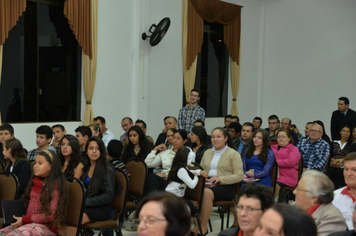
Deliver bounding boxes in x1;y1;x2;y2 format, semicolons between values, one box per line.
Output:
2;200;26;225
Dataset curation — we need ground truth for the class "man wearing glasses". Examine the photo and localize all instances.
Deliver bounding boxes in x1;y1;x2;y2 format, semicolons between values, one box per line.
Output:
218;183;274;236
297;123;330;172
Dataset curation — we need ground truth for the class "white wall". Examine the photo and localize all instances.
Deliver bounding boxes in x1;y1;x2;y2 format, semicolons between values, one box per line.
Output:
9;0;356;149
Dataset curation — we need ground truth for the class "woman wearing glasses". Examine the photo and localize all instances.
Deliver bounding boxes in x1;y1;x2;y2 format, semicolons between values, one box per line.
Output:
293;170;346;236
218;183;274;235
136;191;191;236
271;128;301;202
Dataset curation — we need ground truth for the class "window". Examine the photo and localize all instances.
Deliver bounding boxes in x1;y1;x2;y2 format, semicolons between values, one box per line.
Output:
0;0;82;123
183;21;229;117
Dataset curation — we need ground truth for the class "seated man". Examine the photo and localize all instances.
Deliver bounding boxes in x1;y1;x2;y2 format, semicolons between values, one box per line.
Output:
218;183;274;235
297;123;330;172
155;116;178;146
120;117;134;141
75;126;92;152
281;117;299;145
224;114;232;129
293;170;346;236
230;115;239;123
333;152;356;230
193;119;205;127
51;124;66;152
228;122;242;149
252;117;262;129
304;121;314;138
93;116;115;146
265;114;280;145
27;125;56;161
135;119;154;146
0;123;15;165
235;122;254;157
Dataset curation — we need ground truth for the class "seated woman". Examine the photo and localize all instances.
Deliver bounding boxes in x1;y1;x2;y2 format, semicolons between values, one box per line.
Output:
190;127;243;235
243;128;275;187
254;203;317;236
189;126;211;164
80;136;117;224
349;126;356;152
293;170;347;236
121;126;153;163
164;128;176;149
329;125;352;189
145;129;190;192
2;138;32;198
59;134;84;179
271;128;301;201
136;191;191;236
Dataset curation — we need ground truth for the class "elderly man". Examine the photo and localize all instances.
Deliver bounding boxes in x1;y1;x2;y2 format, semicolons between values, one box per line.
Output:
297;123;330;172
218;183;274;236
293;170;346;236
333;152;356;230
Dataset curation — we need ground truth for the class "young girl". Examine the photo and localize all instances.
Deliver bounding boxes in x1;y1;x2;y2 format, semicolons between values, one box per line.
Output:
80;136;117;224
165;146;199;197
59;134;84;179
3;138;32;198
0;150;67;235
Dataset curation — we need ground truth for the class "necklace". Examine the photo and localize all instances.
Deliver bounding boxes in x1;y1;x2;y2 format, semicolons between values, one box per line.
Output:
134;147;141;155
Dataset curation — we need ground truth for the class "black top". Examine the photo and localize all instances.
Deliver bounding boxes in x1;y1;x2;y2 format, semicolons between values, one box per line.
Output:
331;108;356;140
5;159;32;198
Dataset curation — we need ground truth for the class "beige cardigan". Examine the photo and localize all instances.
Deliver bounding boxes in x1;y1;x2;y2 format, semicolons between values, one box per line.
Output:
200;147;243;185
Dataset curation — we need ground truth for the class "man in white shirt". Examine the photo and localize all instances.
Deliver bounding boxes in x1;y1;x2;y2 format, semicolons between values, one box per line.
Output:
93;116;115;147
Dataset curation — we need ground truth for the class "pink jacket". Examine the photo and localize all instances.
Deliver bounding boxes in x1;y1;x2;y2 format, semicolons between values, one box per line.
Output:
271;143;301;187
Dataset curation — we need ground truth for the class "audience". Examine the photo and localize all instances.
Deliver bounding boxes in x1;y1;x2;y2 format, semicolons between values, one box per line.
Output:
121;126;153;163
228;122;242;149
235;122;254;157
252;117;262;129
0;123;15;166
243;129;275;187
280;117;299;145
224;114;232;129
155;116;178;146
59;134;83;179
304;121;314;138
190;127;243;235
254;203;317;236
107;139;127;174
89;123;102;139
93;116;115;146
333;152;356;230
189;126;210;164
120;117;134;141
3;138;32;198
297;122;330;172
265;115;280;145
135;119;154;147
51;124;66;152
329;125;352;189
27;125;56;161
75;126;92;152
293;170;346;236
219;183;274;235
330;97;356;140
145;129;189;192
271;128;301;202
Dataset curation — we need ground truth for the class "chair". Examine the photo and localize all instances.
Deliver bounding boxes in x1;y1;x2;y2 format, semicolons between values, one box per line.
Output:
0;172;19;228
270;161;279;195
62;177;85;236
212;182;241;231
125;159;148;213
81;169;129;236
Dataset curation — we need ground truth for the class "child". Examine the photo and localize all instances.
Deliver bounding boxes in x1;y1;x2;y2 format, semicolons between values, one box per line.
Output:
51;124;66;151
3;138;32;198
107;139;127;174
166;146;199;197
0;123;15;166
27;125;56;161
0;150;67;235
59;134;84;179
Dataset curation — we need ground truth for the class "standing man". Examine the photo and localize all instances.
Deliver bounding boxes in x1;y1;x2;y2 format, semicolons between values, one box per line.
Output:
297;123;330;172
331;97;356;140
178;89;205;134
119;117;134;141
93;116;115;146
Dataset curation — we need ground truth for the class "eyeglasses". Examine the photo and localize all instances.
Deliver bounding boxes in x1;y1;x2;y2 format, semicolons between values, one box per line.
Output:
277;135;288;139
309;129;322;134
235;205;262;213
135;217;167;226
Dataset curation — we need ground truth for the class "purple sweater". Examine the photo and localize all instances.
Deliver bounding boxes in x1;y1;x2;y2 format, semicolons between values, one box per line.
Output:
271;143;301;187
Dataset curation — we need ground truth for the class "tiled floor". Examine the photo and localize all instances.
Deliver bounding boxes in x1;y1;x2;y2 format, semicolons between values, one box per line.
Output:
94;207;233;236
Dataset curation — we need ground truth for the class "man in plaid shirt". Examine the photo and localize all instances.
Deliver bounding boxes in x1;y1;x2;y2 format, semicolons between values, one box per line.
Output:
297;123;330;172
178;89;205;134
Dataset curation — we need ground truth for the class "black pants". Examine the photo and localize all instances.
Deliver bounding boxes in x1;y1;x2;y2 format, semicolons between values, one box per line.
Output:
145;173;166;193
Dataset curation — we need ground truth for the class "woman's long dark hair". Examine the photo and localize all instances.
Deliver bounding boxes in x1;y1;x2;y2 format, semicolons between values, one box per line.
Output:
84;136;109;198
167;147;190;184
245;129;271;163
123;126;153;158
23;150;67;229
59;134;82;178
191;126;209;146
338;124;353;145
4;138;27;170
